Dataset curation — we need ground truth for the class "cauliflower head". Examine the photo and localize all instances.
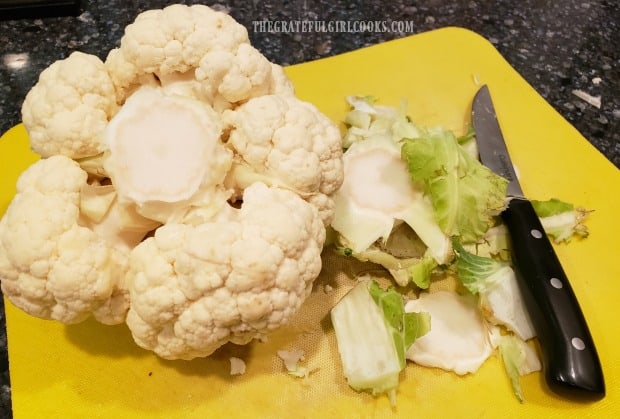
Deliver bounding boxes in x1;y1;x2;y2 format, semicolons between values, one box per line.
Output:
3;4;344;360
126;182;325;360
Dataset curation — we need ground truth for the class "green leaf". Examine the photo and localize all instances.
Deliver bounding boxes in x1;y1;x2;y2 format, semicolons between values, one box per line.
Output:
402;307;431;348
497;335;541;403
339;244;437;288
368;281;431;368
401;129;508;243
531;198;573;217
453;239;508;294
531;198;590;242
456;124;476;145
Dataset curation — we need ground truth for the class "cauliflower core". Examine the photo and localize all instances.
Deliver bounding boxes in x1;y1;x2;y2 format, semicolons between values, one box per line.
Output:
2;4;344;360
104;87;232;223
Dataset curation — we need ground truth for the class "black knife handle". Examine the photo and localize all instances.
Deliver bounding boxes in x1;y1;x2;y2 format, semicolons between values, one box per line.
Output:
501;197;605;398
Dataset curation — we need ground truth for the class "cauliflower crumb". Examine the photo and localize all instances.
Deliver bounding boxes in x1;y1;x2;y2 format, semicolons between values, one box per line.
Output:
277;349;316;378
277;349;305;370
229;357;246;375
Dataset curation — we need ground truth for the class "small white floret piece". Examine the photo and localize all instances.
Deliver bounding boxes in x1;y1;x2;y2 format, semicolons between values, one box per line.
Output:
405;291;495;375
277;349;311;377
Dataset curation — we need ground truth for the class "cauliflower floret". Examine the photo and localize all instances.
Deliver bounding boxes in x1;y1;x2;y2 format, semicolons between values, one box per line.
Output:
268;63;295;96
224;94;344;224
126;182;325;360
105;4;290;109
195;43;272;112
21;52;119;159
0;156;142;324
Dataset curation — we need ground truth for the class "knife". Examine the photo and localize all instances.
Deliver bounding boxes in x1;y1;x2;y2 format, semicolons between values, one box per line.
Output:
471;85;605;398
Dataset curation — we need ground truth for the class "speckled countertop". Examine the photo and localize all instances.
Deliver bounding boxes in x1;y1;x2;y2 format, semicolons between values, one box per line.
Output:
0;0;618;417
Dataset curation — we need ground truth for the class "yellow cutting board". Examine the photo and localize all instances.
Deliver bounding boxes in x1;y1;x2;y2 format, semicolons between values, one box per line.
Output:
2;27;619;418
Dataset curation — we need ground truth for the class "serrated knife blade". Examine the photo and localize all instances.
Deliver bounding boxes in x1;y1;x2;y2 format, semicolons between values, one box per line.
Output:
472;85;605;398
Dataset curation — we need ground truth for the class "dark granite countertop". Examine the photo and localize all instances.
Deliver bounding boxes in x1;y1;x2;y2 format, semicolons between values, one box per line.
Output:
0;1;618;417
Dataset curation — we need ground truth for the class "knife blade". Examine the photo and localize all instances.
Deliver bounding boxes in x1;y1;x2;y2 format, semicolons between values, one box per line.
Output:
471;85;605;398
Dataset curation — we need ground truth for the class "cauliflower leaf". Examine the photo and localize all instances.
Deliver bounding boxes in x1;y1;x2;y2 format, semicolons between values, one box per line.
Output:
401;128;508;243
531;198;590;243
331;280;429;406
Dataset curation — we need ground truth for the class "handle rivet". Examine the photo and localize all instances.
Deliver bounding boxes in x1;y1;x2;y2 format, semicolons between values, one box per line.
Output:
550;277;563;289
571;337;586;351
530;229;543;239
